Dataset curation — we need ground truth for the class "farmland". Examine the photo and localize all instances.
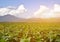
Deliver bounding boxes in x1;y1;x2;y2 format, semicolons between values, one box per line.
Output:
0;22;60;42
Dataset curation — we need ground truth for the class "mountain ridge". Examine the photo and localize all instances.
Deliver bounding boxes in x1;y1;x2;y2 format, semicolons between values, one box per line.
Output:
0;14;60;22
0;14;26;22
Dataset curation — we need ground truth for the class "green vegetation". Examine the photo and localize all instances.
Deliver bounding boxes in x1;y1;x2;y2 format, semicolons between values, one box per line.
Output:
0;22;60;42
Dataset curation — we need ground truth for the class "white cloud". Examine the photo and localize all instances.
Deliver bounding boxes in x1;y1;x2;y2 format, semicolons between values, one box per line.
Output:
34;5;50;18
52;4;60;18
0;4;60;18
0;4;27;17
53;4;60;12
34;4;60;18
0;8;10;16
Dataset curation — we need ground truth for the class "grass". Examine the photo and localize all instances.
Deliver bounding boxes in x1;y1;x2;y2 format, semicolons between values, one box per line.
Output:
0;22;60;42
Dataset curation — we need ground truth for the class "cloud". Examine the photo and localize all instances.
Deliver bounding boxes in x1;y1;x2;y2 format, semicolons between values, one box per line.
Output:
0;8;10;16
52;4;60;17
53;4;60;12
0;4;27;16
0;4;60;18
9;5;27;15
34;4;60;18
34;5;50;18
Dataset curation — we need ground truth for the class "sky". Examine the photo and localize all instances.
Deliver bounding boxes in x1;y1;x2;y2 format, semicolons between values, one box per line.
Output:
0;0;60;18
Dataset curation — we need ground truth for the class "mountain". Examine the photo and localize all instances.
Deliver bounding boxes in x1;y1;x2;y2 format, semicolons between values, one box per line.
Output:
0;14;25;22
0;14;60;22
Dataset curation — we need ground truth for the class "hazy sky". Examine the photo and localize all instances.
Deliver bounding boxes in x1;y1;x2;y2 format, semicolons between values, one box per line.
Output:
0;0;60;7
0;0;60;18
